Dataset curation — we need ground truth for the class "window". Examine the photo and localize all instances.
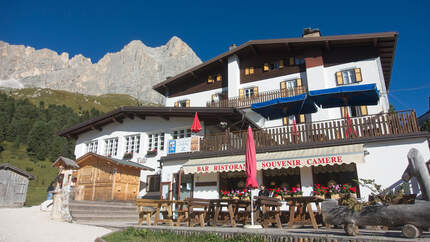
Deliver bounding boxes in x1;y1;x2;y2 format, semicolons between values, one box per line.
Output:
147;175;161;192
174;100;190;107
104;137;119;157
295;57;305;65
263;60;284;72
336;68;363;85
125;134;141;154
208;75;214;84
239;87;258;99
283;114;307;125
172;128;191;139
216;74;222;81
340;106;368;118
245;67;254;75
148;132;165;151
244;88;254;98
87;140;98;153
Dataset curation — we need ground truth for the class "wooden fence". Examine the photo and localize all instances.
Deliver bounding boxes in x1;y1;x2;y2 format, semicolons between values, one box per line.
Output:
206;86;307;108
200;110;420;152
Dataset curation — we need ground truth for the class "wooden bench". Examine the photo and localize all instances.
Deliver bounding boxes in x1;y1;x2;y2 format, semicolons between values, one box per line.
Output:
187;198;211;227
136;199;158;226
256;196;282;228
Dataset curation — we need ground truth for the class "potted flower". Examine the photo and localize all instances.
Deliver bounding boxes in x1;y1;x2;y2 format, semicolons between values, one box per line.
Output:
146;148;157;157
328;184;341;200
273;187;283;200
341;184;358;198
122;152;133;160
220;190;230;200
289;186;303;197
239;189;250;201
313;184;327;200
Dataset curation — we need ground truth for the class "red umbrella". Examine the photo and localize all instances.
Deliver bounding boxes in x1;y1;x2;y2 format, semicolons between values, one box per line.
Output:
190;112;202;133
245;126;259;188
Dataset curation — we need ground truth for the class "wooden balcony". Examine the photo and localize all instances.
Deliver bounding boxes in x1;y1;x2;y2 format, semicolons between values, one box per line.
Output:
206;86;307;108
200;110;420;152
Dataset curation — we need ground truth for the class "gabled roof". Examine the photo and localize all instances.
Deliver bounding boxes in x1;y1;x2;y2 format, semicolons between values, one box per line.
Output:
58;106;256;137
76;153;154;171
0;163;35;180
153;32;398;94
52;156;79;169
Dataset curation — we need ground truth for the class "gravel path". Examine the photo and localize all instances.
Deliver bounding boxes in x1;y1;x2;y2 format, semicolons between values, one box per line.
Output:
0;206;111;242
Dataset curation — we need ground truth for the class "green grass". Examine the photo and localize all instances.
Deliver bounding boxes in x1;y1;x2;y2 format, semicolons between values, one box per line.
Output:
0;88;159;113
103;228;264;242
0;142;58;206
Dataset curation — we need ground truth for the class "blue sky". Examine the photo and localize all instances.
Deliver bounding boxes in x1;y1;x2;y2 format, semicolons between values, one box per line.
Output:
2;0;430;115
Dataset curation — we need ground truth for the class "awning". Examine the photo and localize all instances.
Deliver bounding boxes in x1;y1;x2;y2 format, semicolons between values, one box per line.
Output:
309;83;379;108
251;94;317;120
183;144;364;174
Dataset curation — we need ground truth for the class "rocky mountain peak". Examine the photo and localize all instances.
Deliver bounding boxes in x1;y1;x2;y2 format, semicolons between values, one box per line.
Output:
0;38;202;104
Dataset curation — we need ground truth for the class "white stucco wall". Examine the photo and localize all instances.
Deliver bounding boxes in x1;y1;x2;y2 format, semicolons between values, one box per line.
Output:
74;116;205;197
228;55;240;99
165;87;227;107
358;138;430;200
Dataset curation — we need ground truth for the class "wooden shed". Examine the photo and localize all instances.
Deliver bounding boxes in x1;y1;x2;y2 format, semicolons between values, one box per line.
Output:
74;153;153;201
0;163;35;207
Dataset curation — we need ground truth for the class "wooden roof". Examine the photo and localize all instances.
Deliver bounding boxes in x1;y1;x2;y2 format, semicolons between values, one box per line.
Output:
0;163;35;179
58;106;256;138
76;153;154;171
153;32;398;94
52;156;79;169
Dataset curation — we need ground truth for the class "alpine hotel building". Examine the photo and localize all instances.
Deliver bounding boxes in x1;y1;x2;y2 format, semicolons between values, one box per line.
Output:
60;29;430;201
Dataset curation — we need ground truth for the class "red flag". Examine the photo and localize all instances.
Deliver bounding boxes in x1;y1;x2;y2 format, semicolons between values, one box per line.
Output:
346;113;357;137
190;112;202;133
292;117;298;137
245;127;258;188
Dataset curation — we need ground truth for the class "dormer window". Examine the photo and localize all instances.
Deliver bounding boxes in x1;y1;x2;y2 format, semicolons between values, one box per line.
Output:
216;74;222;81
208;74;222;83
245;67;254;75
208;75;214;84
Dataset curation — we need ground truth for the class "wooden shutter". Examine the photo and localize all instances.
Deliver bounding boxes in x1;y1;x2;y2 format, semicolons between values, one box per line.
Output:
253;87;259;97
360;106;368;116
249;67;254;74
211;94;216;101
282;117;288;126
174;102;179;107
340;107;348;118
296;78;302;87
216;74;222;81
279;60;284;68
280;81;286;90
299;114;306;123
354;68;363;82
185;100;190;107
336;72;344;85
263;63;269;71
289;57;295;65
245;68;249;75
239;89;244;99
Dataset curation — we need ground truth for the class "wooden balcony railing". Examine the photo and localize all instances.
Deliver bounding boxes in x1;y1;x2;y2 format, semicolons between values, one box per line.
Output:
206;86;307;108
200;110;420;152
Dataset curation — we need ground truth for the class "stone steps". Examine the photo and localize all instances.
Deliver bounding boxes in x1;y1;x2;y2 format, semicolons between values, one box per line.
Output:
69;200;138;223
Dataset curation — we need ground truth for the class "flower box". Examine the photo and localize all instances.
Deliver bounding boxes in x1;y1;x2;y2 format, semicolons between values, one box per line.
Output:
122;152;133;160
146;149;157;157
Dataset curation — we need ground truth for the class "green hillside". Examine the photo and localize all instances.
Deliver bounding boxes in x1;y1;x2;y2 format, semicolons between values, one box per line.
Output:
1;142;58;206
0;88;160;113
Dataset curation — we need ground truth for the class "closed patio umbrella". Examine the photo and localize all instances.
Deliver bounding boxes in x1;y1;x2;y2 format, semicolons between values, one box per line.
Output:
190;112;202;133
244;126;261;228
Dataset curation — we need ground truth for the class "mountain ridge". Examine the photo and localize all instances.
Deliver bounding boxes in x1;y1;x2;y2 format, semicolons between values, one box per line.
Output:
0;37;202;104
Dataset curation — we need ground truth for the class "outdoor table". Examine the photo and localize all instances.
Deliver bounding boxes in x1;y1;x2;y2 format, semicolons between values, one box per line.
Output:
136;199;187;226
284;196;324;229
210;199;252;227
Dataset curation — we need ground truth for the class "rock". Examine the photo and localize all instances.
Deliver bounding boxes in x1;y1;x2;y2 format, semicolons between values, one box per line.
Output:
0;37;202;104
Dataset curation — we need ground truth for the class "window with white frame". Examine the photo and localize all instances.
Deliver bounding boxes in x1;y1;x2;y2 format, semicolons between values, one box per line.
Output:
125;134;141;154
87;140;98;154
148;132;165;151
172;129;192;139
341;69;356;84
244;87;254;98
104;137;119;157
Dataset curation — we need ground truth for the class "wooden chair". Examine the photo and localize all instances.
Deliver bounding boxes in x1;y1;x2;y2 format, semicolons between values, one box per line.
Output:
187;198;211;227
256;196;282;228
136;199;157;226
175;203;189;226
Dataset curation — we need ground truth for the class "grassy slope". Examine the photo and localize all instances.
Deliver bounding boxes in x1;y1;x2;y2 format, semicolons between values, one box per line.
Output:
0;142;58;206
0;88;160;112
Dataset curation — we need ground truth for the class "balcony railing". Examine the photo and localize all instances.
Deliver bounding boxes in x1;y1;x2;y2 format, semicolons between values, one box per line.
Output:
206;86;307;108
199;110;420;152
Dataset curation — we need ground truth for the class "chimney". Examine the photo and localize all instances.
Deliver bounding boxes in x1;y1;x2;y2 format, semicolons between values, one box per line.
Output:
229;44;237;51
302;28;321;38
